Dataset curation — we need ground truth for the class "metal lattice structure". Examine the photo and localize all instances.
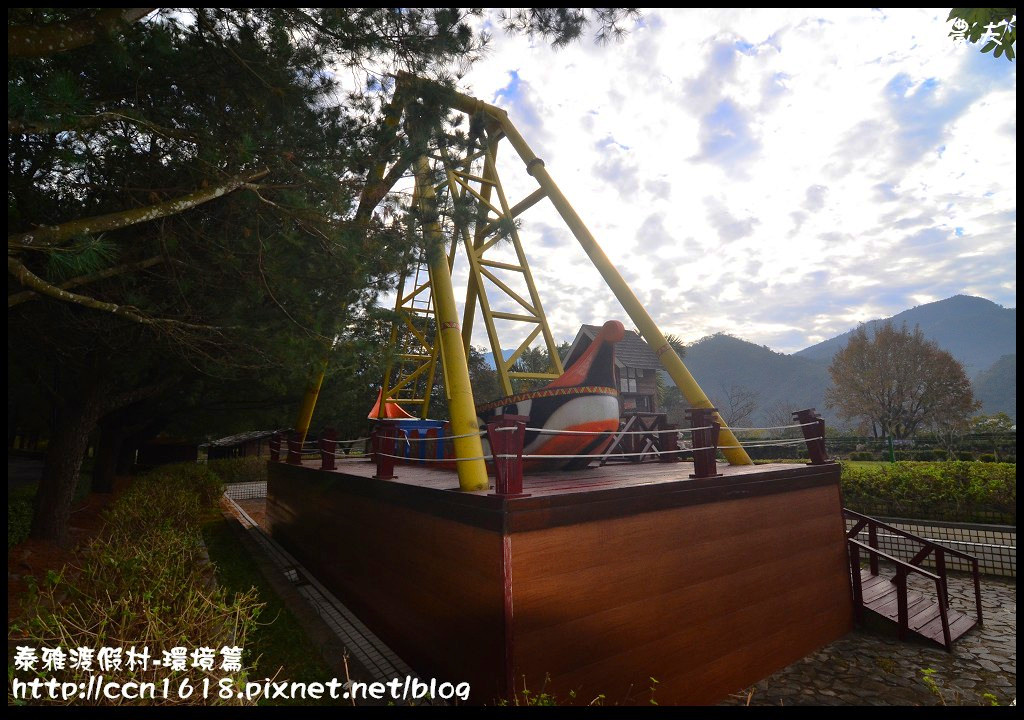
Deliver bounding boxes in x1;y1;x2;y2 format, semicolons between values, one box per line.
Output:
304;73;753;491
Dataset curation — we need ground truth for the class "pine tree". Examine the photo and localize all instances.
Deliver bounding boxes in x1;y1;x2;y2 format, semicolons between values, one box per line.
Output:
7;8;641;543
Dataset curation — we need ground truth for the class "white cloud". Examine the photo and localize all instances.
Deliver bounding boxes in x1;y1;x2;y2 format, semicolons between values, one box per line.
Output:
396;8;1016;355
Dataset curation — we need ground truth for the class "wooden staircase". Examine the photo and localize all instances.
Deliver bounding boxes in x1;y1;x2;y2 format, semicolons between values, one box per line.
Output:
843;509;984;651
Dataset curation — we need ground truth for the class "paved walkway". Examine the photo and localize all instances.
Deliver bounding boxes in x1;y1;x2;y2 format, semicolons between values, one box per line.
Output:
724;571;1016;706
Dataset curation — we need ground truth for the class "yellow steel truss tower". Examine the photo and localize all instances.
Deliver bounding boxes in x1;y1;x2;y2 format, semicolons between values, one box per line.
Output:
303;73;753;490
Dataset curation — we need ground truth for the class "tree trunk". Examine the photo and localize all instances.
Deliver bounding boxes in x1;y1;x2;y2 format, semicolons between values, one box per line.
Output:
31;376;169;544
116;441;136;475
92;422;125;493
30;388;105;545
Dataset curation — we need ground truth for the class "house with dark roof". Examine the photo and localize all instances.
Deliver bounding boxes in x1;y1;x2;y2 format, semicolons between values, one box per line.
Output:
562;324;662;414
206;430;281;460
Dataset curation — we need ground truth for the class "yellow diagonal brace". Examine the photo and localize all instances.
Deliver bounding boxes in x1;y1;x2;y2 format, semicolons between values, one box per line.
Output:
491;114;752;465
413;156;488;490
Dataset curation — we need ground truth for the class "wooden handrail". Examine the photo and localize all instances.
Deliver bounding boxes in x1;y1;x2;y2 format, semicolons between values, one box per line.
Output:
849;538;950;647
847;539;941;582
843;507;984;628
842;508;978;562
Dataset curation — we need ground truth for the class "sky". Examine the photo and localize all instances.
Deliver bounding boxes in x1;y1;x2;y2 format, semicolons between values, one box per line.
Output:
394;8;1017;355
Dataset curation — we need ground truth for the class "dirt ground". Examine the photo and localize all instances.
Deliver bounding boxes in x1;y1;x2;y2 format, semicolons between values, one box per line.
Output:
7;477;131;627
233;498;268;529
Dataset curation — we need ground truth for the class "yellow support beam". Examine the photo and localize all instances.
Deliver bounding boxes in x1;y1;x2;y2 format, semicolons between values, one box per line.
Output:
413;156;489;491
393;73;751;465
294;360;327;445
493;116;752;465
388;73;751;465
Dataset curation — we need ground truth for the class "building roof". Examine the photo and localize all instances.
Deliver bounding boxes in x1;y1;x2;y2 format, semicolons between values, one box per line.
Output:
564;324;662;370
208;430;281;448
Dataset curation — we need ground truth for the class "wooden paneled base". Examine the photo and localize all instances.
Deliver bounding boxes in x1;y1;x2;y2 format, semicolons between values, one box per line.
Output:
267;460;853;705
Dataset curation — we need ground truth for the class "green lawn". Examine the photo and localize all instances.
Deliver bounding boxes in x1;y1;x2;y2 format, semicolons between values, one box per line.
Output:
201;516;345;706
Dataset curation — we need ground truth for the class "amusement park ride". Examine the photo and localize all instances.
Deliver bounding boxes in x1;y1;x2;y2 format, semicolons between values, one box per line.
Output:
293;70;752;489
265;75;980;705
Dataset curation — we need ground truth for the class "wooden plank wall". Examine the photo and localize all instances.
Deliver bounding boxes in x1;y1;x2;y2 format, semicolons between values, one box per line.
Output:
508;484;853;705
267;468;508;703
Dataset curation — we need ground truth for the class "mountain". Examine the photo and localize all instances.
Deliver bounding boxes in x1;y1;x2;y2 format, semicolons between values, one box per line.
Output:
671;334;834;425
973;354;1016;419
661;294;1016;425
795;295;1016;378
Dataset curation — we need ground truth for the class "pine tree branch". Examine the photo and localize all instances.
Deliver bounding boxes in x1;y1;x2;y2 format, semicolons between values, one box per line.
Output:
8;9;157;58
8;112;198;142
8;255;165;308
8;168;270;250
7;254;210;331
101;378;175;417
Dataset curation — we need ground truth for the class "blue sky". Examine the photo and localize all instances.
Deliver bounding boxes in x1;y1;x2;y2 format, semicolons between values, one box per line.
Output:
426;9;1018;354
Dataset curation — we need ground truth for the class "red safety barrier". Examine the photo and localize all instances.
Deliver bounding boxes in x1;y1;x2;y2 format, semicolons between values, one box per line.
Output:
686;407;722;479
373;421;398;480
287;431;302;465
320;426;337;471
487;414;530;498
793;408;830;465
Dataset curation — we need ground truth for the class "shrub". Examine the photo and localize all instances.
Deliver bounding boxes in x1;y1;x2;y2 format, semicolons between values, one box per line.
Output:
8;471;93;550
840;460;1016;524
956;451;975;461
932;450;948;461
206;456;267;484
9;463;260;706
979;454;997;463
7;494;34;550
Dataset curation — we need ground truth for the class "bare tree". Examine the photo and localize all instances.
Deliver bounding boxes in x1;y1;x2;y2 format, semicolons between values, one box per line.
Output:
825;322;979;440
762;400;800;439
715;383;759;427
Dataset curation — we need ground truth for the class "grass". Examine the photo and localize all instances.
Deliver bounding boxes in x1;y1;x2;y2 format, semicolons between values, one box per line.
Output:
200;515;344;706
10;465;261;707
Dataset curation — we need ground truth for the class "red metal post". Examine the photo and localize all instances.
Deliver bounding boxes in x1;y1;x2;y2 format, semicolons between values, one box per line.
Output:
373;421;397;480
972;559;984;627
487;414;529;498
793;408;829;465
687;407;723;479
269;432;281;463
868;522;879;576
287;431;302;465
849;542;863;623
935;548;948;608
895;567;908;640
320;427;337;471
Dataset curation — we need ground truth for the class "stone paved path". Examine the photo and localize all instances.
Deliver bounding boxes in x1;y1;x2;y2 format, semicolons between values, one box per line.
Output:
724;572;1016;706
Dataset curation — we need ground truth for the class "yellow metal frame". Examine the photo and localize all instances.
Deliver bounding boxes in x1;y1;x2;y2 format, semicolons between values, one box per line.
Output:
301;73;752;475
393;73;752;466
378;251;442;419
411;156;488;491
443;135;563;396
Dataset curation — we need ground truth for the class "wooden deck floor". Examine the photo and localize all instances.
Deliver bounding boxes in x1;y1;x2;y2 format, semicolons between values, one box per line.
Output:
308;457;824;498
859;569;977;647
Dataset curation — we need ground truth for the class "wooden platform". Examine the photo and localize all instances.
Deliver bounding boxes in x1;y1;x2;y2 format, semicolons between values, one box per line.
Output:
267;458;853;705
858;569;978;646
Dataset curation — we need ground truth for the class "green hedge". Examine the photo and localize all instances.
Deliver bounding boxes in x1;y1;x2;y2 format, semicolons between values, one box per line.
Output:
9;463;262;706
841;460;1016;524
8;471;93;550
7;492;34;550
206;456;267;484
